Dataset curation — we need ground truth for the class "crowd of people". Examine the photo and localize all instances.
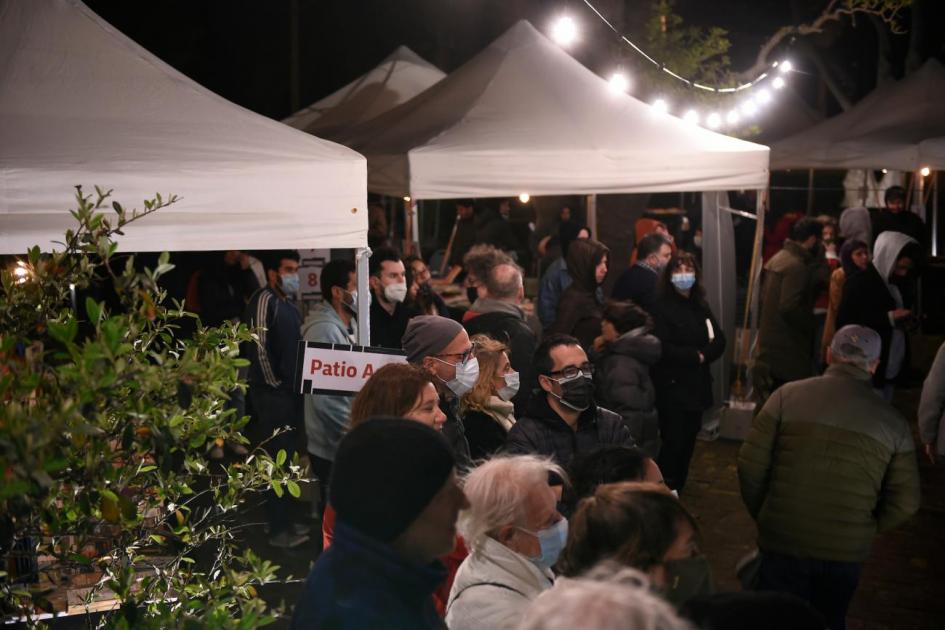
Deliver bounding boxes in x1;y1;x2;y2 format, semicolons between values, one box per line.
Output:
186;193;940;629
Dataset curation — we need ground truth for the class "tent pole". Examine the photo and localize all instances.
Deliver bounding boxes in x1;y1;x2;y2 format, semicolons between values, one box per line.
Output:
586;194;598;238
411;199;421;256
355;247;372;346
806;168;815;214
933;172;940;257
733;187;767;399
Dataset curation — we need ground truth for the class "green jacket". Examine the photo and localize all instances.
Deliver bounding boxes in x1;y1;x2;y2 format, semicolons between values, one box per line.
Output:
754;240;825;384
738;363;920;562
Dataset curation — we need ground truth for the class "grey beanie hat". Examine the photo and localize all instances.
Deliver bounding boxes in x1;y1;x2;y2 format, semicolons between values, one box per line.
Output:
831;325;882;364
402;315;464;364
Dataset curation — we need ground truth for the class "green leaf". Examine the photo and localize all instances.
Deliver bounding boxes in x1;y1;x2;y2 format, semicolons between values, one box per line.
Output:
286;480;301;498
271;481;284;498
48;318;78;344
85;296;102;323
275;449;287;467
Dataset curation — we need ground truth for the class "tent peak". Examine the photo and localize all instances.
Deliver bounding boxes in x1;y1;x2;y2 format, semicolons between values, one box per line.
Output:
384;45;440;71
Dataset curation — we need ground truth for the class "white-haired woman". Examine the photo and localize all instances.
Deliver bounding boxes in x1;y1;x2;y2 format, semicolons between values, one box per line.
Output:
446;455;567;630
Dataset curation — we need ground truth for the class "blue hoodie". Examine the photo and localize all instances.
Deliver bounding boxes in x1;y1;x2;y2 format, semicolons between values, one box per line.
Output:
302;302;356;461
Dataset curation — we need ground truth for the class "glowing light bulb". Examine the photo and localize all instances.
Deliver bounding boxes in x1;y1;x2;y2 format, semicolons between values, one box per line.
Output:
707;112;722;129
882;168;888;174
741;100;758;116
652;98;669;114
551;16;578;46
778;60;793;73
608;72;629;94
403;196;411;202
518;193;531;203
920;167;931;177
726;109;741;125
755;89;772;105
683;109;700;125
772;76;786;90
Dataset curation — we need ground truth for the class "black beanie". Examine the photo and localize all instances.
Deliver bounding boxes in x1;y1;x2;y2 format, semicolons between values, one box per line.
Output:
330;417;456;543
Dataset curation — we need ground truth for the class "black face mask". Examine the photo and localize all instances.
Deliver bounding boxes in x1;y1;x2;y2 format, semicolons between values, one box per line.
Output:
418;283;433;299
552;375;594;412
466;286;479;304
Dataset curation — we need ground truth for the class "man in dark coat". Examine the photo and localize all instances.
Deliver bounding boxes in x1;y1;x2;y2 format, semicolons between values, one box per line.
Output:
369;247;411;349
292;419;469;629
753;218;828;398
506;334;634;468
872;185;927;250
612;232;673;311
464;262;537;416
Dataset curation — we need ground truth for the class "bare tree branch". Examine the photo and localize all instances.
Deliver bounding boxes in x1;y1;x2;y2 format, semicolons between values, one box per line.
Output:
733;0;910;82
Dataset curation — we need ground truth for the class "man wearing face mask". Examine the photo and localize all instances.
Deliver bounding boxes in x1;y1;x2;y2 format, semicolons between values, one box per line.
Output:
369;247;411;349
506;334;634;468
612;232;673;312
403;316;475;472
242;250;309;548
446;455;566;630
301;260;358;521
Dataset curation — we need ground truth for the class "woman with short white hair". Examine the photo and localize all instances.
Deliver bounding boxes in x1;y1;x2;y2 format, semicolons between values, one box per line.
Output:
446;455;567;630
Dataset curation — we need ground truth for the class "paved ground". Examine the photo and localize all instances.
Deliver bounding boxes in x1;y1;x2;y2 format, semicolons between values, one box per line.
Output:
254;338;945;629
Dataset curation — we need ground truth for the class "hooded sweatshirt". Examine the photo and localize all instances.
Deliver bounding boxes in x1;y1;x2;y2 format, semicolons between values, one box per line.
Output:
839;207;873;251
872;231;918;380
551;239;609;349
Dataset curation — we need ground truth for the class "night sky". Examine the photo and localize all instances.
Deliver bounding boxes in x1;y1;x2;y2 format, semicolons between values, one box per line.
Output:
82;0;942;123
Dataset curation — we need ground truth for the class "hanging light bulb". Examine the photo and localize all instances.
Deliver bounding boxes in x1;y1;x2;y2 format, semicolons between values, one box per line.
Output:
403;196;411;202
741;100;758;117
608;72;630;94
551;16;578;46
726;109;741;125
755;88;772;105
707;112;722;129
652;98;669;114
518;193;531;203
772;76;786;90
920;167;931;177
683;109;700;125
778;60;793;73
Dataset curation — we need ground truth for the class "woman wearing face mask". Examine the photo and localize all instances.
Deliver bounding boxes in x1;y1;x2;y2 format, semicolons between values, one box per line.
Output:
321;362;466;617
650;253;725;492
557;483;711;609
551;238;610;351
460;336;520;460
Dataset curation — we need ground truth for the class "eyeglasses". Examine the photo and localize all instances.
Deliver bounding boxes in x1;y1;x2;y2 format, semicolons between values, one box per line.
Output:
546;363;594;379
435;343;478;364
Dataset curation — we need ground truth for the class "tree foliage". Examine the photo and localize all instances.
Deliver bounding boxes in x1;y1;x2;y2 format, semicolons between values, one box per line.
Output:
0;187;305;627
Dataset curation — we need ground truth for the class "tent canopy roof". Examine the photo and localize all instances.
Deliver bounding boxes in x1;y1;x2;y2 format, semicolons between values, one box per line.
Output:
283;46;445;140
0;0;366;254
771;59;945;171
340;20;769;199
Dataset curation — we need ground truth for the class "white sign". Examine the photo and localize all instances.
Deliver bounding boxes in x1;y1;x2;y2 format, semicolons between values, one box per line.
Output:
295;342;407;396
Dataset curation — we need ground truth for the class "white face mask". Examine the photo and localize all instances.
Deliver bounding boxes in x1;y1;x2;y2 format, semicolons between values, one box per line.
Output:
383;282;408;304
497;371;520;401
434;356;480;397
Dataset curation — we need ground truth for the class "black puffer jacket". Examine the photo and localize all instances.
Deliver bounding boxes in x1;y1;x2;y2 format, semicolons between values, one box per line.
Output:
505;392;634;468
595;330;662;457
551;239;609;350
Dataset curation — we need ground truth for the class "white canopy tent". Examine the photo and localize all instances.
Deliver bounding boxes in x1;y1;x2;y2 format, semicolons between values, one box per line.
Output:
0;0;367;255
771;59;945;171
339;20;769;200
283;45;445;141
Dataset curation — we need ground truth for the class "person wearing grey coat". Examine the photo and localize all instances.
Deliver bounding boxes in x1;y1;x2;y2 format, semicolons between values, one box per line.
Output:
918;341;945;462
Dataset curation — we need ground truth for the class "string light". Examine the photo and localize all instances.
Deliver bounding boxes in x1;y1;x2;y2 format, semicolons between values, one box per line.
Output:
920;167;931;177
772;76;786;89
778;60;793;73
403;196;411;202
651;98;669;114
551;16;578;46
519;193;531;203
726;109;740;125
683;109;700;125
741;100;758;117
706;112;722;129
754;89;772;105
608;72;630;94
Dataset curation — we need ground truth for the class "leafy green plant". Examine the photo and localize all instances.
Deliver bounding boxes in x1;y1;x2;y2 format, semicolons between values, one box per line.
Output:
1;187;306;627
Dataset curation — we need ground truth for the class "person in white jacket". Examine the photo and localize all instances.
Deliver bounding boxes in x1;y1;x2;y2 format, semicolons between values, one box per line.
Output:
446;455;567;630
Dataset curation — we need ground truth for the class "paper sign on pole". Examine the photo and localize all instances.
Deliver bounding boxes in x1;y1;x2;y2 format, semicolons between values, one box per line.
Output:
295;342;407;396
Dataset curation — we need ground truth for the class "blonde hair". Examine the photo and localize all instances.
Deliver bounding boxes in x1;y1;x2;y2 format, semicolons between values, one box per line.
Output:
460;334;508;412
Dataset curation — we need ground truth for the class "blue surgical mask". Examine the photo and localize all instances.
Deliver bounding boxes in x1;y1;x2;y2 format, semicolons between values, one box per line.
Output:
497;371;520;402
520;518;568;571
435;356;480;397
280;272;300;296
671;272;696;292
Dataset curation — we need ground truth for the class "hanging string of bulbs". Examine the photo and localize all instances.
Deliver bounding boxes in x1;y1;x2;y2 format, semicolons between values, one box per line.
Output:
550;0;795;131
